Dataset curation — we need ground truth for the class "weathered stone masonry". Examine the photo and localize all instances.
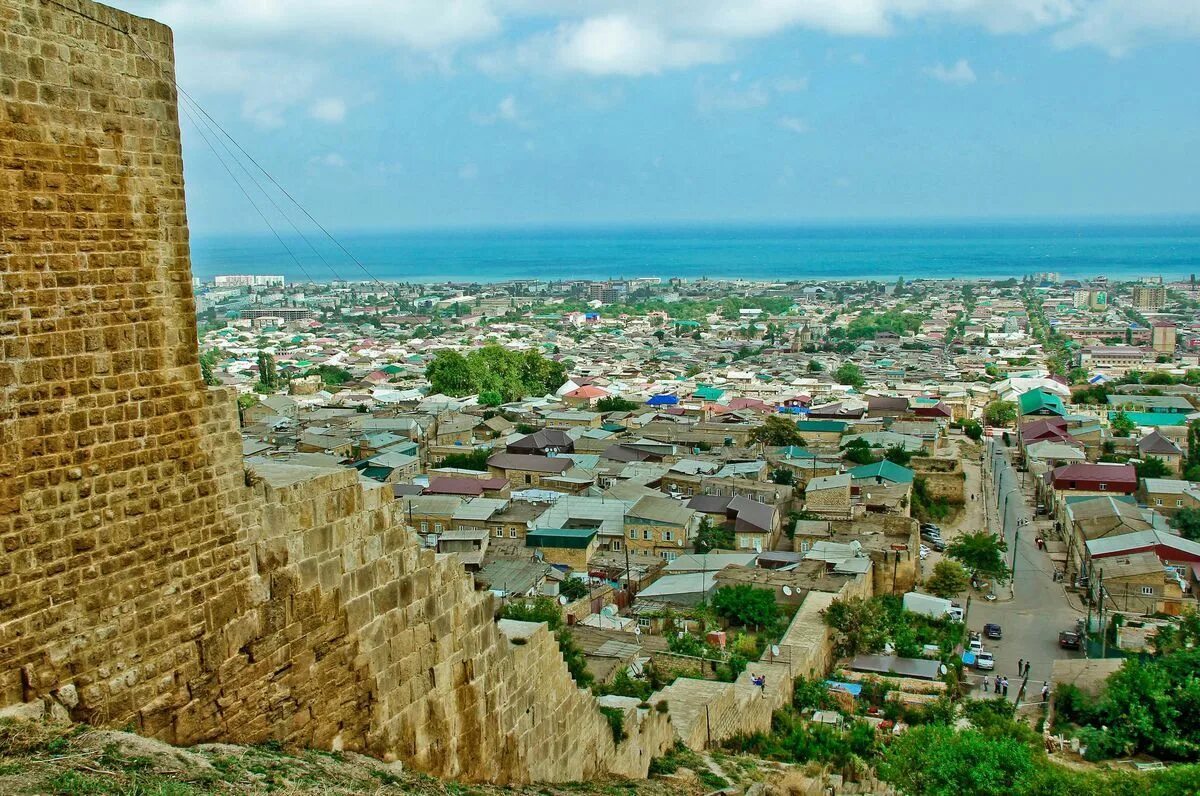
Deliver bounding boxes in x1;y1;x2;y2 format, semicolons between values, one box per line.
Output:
0;0;671;781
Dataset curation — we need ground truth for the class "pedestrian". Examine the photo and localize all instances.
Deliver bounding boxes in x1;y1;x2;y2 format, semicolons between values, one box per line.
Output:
1025;661;1032;678
1041;681;1050;702
753;674;766;698
983;675;989;693
1017;658;1024;676
1002;677;1009;697
994;674;1001;693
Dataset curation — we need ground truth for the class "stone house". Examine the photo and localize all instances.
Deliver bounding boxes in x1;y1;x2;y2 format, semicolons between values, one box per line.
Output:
1137;430;1183;474
526;528;599;571
803;473;853;519
1083;550;1185;616
1049;462;1138;518
243;394;298;424
487;452;574;490
1137;478;1200;518
624;496;697;560
545;410;603;430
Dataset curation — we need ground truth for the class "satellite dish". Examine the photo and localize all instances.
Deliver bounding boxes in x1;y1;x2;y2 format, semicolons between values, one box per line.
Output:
558;595;568;605
770;645;781;658
601;605;618;618
939;664;949;676
782;586;793;596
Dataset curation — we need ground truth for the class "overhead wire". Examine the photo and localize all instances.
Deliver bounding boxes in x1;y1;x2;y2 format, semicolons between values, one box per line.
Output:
40;0;387;289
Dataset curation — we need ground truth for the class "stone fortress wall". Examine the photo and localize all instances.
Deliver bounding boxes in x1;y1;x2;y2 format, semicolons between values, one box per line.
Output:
0;0;673;782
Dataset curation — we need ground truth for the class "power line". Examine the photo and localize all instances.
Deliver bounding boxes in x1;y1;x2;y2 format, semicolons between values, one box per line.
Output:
179;91;346;283
177;101;319;286
41;0;387;289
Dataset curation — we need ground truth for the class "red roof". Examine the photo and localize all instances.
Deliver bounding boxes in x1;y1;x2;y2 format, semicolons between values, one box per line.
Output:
565;385;608;399
425;477;508;496
1052;463;1137;490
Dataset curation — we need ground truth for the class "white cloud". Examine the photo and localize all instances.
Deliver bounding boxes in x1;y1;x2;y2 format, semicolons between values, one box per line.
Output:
471;94;530;126
778;116;809;134
696;74;770;113
310;152;347;168
553;14;727;76
1052;0;1200;56
924;58;977;85
309;98;347;123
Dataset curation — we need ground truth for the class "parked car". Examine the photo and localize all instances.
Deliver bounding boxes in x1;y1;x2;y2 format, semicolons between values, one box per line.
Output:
925;539;946;552
984;623;1002;639
969;636;984;654
975;651;995;671
1058;630;1081;650
920;523;941;533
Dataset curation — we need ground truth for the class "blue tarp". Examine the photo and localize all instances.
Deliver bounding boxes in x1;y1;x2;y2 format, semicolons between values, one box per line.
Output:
647;394;679;406
825;680;862;697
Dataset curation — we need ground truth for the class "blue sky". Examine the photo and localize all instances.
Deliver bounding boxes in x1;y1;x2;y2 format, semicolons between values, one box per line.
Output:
112;1;1200;234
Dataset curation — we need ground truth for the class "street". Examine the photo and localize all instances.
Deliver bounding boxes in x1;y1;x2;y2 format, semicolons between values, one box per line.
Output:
930;434;1084;703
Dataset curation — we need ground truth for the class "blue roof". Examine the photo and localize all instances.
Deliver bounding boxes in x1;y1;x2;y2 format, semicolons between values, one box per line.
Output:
647;394;679;406
825;680;862;697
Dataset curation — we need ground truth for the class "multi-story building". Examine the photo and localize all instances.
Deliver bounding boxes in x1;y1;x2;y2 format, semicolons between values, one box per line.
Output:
214;274;286;287
1131;283;1168;311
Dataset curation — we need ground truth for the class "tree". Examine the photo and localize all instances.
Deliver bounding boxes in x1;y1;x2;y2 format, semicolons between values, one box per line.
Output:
750;415;806;447
822;596;891;657
884;444;914;466
478;389;504;407
437;449;491;471
843;437;879;465
1111;411;1136;438
1170;507;1200;542
711;585;780;628
807;358;823;373
834;362;864;388
559;577;589;602
769;468;795;486
654;329;666;342
256;350;278;390
596;396;639;412
1135;456;1170;479
948;531;1009;584
925;560;970;599
880;725;1038;796
983;400;1016;427
693;516;734;553
961;419;983;441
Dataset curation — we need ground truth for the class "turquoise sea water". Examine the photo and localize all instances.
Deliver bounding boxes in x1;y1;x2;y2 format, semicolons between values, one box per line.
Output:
188;220;1200;284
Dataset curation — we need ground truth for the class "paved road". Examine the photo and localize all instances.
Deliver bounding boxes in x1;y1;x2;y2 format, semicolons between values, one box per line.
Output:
959;437;1084;703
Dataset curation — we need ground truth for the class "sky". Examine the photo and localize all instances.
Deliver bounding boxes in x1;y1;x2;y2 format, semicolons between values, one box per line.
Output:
109;1;1200;234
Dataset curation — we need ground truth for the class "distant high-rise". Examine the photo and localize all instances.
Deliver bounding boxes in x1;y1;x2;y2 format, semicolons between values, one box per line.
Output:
1130;283;1168;311
1152;323;1177;356
214;274;286;288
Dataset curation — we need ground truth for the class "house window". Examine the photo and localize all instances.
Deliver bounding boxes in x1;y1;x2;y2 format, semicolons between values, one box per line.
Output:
637;617;651;628
1140;586;1154;596
495;528;503;538
643;530;652;540
509;528;518;538
434;523;443;533
1155;498;1163;506
1177;499;1184;507
800;540;811;553
660;551;677;561
738;535;749;549
1099;483;1107;491
525;474;533;484
612;540;622;552
664;531;674;542
419;521;428;532
629;529;636;540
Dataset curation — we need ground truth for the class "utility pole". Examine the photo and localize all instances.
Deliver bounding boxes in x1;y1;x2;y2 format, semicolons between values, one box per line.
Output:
1099;568;1107;659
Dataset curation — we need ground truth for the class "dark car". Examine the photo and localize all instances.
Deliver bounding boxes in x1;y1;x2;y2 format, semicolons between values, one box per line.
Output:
925;539;946;552
1059;631;1081;650
984;623;1002;639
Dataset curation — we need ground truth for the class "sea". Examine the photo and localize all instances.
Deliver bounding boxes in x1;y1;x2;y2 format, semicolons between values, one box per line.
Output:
188;219;1200;285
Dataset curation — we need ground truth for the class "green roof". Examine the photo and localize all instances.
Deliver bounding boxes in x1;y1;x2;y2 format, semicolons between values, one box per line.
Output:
796;420;848;433
1018;389;1066;416
526;529;597;549
693;386;724;400
846;460;915;485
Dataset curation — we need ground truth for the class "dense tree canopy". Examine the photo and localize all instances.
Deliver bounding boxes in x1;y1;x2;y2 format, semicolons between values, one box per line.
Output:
750;416;806;447
426;345;566;402
947;531;1009;584
983;400;1017;427
834;362;865;388
925;560;970;598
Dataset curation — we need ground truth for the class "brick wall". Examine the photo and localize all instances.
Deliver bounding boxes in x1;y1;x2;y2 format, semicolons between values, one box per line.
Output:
0;0;675;782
